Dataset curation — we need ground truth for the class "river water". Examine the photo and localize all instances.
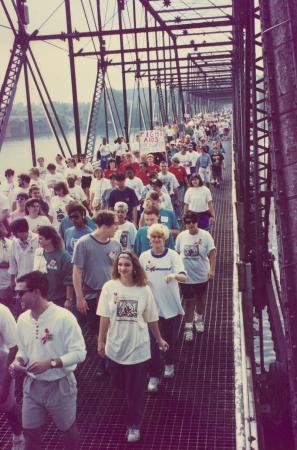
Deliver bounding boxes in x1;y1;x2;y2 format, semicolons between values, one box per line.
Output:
0;132;88;180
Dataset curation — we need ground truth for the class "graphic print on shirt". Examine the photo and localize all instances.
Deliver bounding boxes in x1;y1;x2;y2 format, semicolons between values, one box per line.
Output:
56;207;66;223
145;260;172;272
119;230;128;249
184;243;201;258
116;298;138;321
47;259;58;270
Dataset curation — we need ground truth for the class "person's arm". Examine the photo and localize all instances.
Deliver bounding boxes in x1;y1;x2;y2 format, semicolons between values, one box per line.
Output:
173;187;179;206
184;171;190;187
138;212;145;227
170;227;180;239
132;206;137;226
84;163;94;175
148;322;168;351
0;345;17;403
207;154;212;170
97;316;110;358
208;200;215;222
164;272;187;283
133;231;141;257
82;200;92;216
73;265;89;314
183;203;189;215
208;248;217;279
65;285;74;310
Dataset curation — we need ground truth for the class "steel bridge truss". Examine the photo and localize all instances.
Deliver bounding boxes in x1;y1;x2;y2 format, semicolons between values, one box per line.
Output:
0;0;233;160
1;0;297;447
233;0;297;447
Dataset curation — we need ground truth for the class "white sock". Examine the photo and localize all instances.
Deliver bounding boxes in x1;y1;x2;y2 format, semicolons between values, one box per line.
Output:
185;322;192;329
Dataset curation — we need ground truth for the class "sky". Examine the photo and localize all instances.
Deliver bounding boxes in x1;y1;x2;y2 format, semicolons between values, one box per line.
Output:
0;0;139;103
0;0;233;104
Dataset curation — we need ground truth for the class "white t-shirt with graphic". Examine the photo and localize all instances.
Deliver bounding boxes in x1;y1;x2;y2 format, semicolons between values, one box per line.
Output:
97;279;158;364
175;229;215;283
139;249;185;319
114;221;137;251
158;172;179;195
50;195;73;229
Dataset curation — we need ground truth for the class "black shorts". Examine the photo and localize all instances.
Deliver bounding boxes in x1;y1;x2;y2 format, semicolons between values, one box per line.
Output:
179;282;208;300
81;176;92;189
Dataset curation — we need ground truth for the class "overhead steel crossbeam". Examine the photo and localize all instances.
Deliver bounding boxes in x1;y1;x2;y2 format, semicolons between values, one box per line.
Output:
29;20;233;41
74;41;233;57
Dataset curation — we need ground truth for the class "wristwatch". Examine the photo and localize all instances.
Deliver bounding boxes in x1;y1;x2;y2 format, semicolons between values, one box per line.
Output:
50;359;57;368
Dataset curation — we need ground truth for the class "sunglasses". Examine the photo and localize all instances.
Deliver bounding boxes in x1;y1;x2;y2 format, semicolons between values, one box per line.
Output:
16;289;30;297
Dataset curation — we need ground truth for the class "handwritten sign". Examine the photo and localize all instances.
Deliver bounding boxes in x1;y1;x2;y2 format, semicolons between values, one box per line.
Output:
139;129;166;154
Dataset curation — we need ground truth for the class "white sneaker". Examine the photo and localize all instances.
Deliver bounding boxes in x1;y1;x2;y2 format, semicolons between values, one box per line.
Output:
126;428;140;442
147;377;160;392
184;328;193;342
164;364;175;378
12;433;25;450
195;318;205;333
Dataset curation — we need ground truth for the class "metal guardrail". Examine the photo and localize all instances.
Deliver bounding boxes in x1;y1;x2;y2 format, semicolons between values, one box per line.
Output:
232;134;259;450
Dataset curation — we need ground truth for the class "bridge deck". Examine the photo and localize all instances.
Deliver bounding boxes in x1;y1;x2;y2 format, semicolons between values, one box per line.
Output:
0;144;235;450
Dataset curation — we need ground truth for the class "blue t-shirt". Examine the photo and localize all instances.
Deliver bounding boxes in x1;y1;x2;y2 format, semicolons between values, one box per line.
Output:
159;208;180;230
134;226;175;257
64;225;93;256
59;216;96;239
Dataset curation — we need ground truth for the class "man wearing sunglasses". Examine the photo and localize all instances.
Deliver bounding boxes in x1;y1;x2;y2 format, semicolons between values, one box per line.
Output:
10;270;86;450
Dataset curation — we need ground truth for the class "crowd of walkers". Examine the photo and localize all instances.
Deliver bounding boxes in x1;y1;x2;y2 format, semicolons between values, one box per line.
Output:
0;111;231;448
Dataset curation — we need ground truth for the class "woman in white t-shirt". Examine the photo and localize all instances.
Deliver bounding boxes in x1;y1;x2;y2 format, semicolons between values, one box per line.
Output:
97;252;167;443
139;223;186;392
65;158;82;184
90;168;111;212
24;198;51;233
176;211;216;342
183;173;215;230
50;182;73;230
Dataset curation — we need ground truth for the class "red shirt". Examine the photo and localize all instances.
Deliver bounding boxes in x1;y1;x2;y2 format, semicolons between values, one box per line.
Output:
169;165;188;184
104;168;119;178
119;161;140;174
147;163;160;173
135;170;150;186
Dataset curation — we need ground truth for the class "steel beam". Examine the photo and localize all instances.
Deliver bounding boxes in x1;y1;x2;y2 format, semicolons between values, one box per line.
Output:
64;0;81;156
75;41;233;57
260;0;297;444
29;20;233;41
